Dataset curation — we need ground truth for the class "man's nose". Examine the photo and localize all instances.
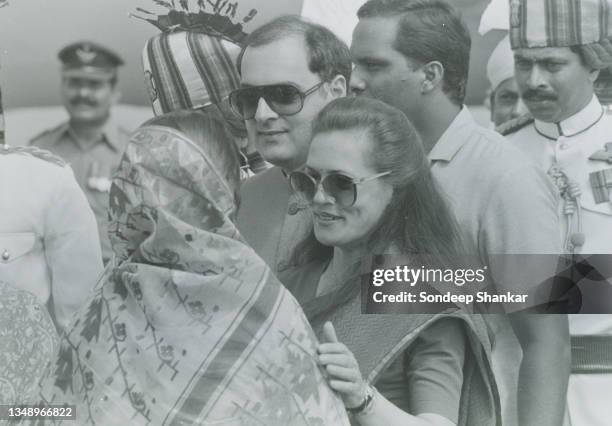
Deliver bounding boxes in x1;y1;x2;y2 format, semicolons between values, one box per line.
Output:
513;97;529;117
526;66;547;89
253;97;279;122
77;85;92;98
349;67;366;95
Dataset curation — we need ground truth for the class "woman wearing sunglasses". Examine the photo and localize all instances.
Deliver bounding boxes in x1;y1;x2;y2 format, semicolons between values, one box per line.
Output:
284;97;500;426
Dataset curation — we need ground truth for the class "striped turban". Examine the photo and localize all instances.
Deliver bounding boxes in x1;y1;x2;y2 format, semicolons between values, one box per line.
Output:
510;0;612;69
142;31;240;116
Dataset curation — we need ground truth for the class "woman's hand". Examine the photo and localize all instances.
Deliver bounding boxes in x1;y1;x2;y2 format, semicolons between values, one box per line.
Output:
317;321;368;409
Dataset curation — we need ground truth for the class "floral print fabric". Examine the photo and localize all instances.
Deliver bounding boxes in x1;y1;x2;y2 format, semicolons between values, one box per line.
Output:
35;126;349;425
0;281;57;405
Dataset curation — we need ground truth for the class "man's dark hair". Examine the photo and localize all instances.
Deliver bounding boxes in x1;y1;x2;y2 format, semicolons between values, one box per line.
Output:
358;0;471;105
237;15;351;83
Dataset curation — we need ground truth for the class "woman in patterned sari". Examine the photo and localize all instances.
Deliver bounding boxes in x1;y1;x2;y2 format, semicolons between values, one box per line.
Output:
36;109;349;426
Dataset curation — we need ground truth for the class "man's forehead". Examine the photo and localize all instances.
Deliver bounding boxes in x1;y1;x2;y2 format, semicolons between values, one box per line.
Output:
240;36;317;87
351;16;399;52
513;46;576;61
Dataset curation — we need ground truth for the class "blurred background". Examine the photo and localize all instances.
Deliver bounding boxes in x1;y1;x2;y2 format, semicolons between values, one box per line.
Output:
0;0;501;144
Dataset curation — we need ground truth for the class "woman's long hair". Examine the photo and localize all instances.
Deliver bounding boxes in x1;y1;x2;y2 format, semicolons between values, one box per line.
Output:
292;97;465;267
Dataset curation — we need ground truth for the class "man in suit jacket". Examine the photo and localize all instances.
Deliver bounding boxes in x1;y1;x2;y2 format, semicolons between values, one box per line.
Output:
233;16;351;272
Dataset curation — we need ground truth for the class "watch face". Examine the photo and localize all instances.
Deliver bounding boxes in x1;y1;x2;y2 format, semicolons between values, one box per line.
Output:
347;385;374;415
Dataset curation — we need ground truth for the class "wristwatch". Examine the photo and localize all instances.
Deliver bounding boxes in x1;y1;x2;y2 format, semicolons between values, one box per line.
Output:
346;385;375;415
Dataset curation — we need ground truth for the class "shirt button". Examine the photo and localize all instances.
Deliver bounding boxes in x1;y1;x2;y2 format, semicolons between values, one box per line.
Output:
1;250;9;261
559;143;569;150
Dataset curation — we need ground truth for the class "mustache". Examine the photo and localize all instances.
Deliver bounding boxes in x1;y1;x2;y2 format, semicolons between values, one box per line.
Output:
70;97;97;107
522;89;557;102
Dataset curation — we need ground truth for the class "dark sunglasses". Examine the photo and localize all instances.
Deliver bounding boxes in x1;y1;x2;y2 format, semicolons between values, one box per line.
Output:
289;170;391;207
228;82;325;120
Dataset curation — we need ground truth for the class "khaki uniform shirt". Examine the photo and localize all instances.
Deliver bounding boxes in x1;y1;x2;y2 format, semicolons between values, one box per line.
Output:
30;119;130;262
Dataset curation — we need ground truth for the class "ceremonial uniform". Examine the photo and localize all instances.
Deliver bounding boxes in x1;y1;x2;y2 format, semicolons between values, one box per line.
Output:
505;96;612;426
30;41;127;262
504;0;612;421
30;120;130;262
0;145;103;330
504;96;612;256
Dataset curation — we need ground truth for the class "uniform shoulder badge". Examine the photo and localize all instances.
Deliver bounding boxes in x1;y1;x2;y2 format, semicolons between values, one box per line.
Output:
1;145;67;167
496;113;534;136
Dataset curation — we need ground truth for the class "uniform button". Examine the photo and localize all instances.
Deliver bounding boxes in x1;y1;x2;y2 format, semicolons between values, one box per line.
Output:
559;143;569;150
2;249;10;261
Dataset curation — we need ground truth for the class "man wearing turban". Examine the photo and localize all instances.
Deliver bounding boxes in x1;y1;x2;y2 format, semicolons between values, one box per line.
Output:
487;35;528;127
501;1;612;424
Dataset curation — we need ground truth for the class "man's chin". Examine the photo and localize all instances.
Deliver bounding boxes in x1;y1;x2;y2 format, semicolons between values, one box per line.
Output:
256;144;292;167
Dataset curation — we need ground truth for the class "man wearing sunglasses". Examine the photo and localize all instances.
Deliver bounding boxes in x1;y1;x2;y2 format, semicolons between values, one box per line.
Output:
233;16;351;272
350;1;569;426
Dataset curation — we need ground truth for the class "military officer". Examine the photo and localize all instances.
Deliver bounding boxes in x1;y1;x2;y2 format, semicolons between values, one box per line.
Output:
30;41;130;263
501;1;612;424
0;144;104;331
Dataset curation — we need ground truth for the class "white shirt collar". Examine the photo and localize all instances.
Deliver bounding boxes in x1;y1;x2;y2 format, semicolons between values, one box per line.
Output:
534;95;604;139
429;106;475;162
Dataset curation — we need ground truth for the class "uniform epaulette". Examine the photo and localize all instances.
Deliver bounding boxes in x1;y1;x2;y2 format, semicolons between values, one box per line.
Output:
496;113;534;136
0;145;67;167
29;123;68;147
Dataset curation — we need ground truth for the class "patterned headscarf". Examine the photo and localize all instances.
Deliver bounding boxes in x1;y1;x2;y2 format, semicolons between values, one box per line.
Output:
36;125;349;425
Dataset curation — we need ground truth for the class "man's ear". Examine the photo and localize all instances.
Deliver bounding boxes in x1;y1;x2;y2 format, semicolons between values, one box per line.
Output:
420;61;444;94
327;74;347;99
589;68;601;84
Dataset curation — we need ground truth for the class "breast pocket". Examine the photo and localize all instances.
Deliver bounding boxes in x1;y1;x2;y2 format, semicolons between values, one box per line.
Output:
0;232;50;303
0;232;37;264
